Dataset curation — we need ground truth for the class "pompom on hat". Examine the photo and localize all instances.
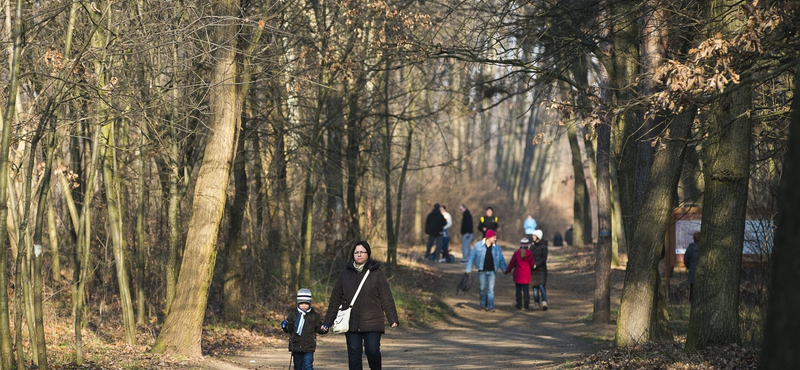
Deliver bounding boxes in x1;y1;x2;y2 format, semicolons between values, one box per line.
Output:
296;288;312;304
486;229;497;239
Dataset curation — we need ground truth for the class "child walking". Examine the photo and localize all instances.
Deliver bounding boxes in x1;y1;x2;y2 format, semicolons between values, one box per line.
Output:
504;237;536;310
281;288;327;370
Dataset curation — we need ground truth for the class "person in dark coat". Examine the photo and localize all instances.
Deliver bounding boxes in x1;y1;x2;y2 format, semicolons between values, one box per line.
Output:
424;204;447;260
459;205;474;263
684;231;701;301
530;230;549;311
477;207;499;238
323;241;399;370
281;288;327;370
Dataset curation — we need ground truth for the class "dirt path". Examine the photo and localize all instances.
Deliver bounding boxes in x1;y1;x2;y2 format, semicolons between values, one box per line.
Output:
214;245;617;369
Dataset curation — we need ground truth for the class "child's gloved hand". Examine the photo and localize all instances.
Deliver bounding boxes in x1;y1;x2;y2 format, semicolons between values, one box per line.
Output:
281;320;288;329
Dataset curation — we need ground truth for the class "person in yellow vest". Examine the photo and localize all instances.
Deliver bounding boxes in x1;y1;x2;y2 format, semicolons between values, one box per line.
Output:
477;207;498;238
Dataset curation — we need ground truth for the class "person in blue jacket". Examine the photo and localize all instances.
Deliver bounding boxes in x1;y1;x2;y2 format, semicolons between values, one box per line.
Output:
465;229;507;311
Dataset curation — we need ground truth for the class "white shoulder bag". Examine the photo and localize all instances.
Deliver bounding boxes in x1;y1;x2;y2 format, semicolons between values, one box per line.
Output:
331;270;370;334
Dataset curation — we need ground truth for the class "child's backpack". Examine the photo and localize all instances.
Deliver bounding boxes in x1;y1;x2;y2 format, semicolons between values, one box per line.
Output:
457;273;472;295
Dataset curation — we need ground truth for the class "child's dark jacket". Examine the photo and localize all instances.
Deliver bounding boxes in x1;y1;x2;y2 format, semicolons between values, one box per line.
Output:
282;307;326;352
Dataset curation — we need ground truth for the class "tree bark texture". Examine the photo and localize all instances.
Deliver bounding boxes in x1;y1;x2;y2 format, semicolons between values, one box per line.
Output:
615;108;695;346
0;0;22;365
224;128;247;322
101;121;137;345
686;86;751;350
594;115;612;324
685;0;751;350
151;0;242;355
760;62;800;370
567;122;586;248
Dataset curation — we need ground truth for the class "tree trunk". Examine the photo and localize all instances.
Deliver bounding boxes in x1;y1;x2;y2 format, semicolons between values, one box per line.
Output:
324;93;346;250
567;122;586;248
594;112;612;324
165;42;186;316
0;0;23;365
686;91;751;350
151;0;241;355
101;120;137;345
224;128;247;322
760;62;800;370
30;123;58;370
47;197;60;283
135;133;148;325
615;109;695;346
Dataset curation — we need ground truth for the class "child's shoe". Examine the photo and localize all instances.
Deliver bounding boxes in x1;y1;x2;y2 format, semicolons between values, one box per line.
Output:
542;301;548;311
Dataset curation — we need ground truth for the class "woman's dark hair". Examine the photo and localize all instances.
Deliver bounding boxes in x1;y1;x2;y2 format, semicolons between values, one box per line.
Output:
352;240;372;259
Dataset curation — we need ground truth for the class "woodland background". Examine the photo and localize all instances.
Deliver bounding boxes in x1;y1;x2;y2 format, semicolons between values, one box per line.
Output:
0;0;798;368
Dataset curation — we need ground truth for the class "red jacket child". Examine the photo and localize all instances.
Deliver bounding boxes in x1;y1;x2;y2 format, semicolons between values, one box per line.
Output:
504;240;536;284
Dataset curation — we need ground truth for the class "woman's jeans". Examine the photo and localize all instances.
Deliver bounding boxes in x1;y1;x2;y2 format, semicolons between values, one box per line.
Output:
515;283;530;309
461;233;474;260
478;271;496;309
532;284;547;303
345;331;383;370
292;352;314;370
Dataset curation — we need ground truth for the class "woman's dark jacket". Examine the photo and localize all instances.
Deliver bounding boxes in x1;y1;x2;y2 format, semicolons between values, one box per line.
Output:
324;259;399;333
425;209;447;236
530;241;549;286
283;308;326;352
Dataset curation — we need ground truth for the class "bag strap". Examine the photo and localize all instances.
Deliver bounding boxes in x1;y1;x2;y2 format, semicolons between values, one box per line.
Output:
349;269;371;308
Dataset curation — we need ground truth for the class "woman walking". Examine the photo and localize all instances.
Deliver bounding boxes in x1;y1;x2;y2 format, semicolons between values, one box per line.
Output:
323;241;399;370
530;230;549;310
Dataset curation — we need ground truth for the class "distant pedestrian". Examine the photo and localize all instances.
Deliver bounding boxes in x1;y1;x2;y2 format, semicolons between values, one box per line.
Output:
504;237;535;311
564;226;573;246
465;229;507;311
459;205;474;264
440;205;453;262
424;204;447;261
477;207;499;238
684;231;700;301
530;230;549;311
523;214;537;238
281;288;327;370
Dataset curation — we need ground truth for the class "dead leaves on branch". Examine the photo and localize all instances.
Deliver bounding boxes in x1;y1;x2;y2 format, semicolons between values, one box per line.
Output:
652;5;789;113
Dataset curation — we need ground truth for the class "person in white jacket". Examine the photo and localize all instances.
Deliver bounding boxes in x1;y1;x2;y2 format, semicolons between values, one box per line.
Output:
439;205;453;262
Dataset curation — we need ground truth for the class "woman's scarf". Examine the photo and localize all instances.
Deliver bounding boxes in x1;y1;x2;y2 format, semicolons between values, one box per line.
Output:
354;261;365;273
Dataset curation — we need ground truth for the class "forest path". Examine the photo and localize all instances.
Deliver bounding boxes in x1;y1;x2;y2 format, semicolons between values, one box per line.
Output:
212;244;617;369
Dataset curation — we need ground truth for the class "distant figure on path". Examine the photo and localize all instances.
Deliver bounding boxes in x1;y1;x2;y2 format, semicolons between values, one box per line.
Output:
465;229;507;311
684;231;701;301
459;205;474;264
440;205;453;262
523;214;537;238
424;204;447;261
530;230;549;311
564;226;573;246
477;207;499;238
504;237;535;311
